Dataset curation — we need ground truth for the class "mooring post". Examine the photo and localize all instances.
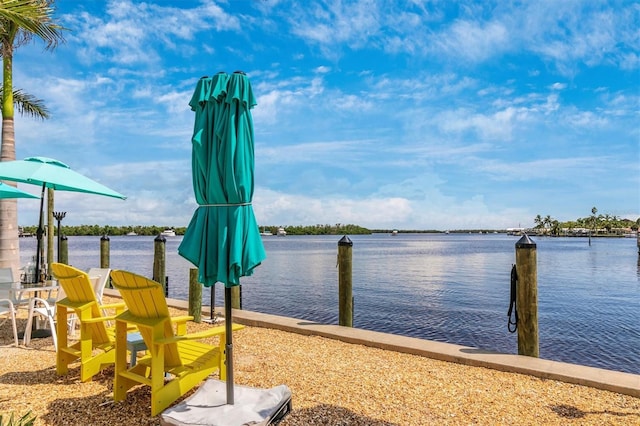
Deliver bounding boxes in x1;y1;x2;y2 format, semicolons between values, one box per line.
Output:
637;233;640;255
231;285;241;309
153;234;166;295
59;235;68;265
188;268;202;323
338;235;353;327
100;235;110;269
515;234;539;357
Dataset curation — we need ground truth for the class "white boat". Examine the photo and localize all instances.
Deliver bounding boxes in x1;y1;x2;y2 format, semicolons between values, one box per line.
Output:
277;227;286;237
161;229;176;237
260;227;273;236
391;229;398;236
126;231;138;236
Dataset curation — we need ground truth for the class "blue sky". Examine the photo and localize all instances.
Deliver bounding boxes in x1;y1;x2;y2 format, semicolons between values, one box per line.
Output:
11;0;640;230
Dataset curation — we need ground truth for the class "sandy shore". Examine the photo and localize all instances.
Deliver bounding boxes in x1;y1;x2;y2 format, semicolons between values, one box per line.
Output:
0;301;638;425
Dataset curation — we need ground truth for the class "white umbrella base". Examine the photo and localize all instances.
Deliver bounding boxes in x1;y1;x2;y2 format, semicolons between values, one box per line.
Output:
160;379;292;426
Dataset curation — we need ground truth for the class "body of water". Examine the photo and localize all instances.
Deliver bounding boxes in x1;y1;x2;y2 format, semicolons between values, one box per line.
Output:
19;233;640;374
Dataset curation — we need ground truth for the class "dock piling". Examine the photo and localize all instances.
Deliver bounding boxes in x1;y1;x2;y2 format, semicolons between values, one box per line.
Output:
188;268;202;323
338;235;353;327
100;235;110;269
153;234;167;295
515;234;539;357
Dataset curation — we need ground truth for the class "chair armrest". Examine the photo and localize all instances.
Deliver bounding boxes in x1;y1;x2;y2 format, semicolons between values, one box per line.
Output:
155;323;245;345
27;296;52;308
99;302;126;315
99;302;125;310
170;315;194;324
0;298;15;310
82;315;118;324
170;315;194;336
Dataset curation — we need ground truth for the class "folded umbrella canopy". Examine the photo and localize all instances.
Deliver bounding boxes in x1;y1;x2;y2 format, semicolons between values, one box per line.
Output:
0;157;126;282
178;71;266;405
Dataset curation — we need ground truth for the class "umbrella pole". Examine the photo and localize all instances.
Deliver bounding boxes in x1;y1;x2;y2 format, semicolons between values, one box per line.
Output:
225;285;234;405
34;183;46;283
214;283;216;324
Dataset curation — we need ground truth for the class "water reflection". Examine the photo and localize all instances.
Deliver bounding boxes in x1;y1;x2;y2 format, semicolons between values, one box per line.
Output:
18;233;640;374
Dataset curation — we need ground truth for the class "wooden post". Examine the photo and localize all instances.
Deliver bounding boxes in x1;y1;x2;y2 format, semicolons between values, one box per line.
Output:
188;268;202;323
515;234;538;357
637;233;640;255
47;189;54;279
100;235;110;268
153;234;166;295
338;235;353;327
59;235;68;265
231;285;241;309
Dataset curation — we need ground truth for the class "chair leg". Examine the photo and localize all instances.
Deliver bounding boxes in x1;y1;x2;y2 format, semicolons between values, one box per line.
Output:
23;300;35;346
10;308;18;347
46;311;57;351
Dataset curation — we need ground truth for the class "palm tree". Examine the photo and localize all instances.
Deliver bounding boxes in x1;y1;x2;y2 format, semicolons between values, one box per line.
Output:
534;215;543;229
0;0;65;272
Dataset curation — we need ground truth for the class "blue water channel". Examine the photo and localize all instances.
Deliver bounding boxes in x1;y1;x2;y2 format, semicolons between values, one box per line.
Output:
20;233;640;374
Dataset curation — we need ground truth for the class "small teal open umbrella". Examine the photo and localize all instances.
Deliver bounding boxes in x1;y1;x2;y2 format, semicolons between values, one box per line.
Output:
0;157;126;282
178;71;266;404
0;182;39;199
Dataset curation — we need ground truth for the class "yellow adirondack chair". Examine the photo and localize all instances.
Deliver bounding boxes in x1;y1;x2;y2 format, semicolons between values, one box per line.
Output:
51;263;127;382
110;270;244;416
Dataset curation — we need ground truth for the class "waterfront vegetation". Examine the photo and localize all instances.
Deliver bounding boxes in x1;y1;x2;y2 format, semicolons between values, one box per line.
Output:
18;207;638;237
532;207;639;236
19;223;374;237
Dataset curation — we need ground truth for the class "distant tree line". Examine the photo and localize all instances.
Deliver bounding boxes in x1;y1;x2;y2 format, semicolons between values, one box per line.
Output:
533;207;639;236
20;223;373;236
20;225;187;237
262;224;371;235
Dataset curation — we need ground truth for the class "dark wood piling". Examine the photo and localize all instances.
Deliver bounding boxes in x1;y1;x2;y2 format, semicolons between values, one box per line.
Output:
100;235;110;269
515;234;538;357
338;235;353;327
188;268;202;323
153;234;166;296
231;285;241;309
59;235;68;265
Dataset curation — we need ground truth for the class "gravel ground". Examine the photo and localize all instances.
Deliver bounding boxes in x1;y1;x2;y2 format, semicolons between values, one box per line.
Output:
0;301;638;425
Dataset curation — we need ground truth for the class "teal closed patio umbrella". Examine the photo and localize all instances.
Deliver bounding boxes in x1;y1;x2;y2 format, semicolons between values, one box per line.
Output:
178;71;266;405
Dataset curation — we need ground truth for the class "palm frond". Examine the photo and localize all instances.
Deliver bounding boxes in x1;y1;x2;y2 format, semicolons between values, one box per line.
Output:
0;88;50;119
0;0;67;49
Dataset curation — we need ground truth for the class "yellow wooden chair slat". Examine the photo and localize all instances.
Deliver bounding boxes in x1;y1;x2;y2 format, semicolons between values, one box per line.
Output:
51;263;126;382
110;269;244;416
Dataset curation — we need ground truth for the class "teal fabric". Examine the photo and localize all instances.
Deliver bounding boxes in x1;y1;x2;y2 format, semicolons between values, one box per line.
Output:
178;72;266;287
0;157;126;199
0;182;39;199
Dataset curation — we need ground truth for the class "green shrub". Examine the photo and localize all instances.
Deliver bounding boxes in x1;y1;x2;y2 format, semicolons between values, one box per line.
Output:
0;411;36;426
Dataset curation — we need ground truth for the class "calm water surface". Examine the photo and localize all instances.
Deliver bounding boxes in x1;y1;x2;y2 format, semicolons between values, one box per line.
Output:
20;233;640;374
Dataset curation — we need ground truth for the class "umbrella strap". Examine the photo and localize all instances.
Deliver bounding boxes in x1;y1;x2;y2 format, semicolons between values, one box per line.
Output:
198;202;251;207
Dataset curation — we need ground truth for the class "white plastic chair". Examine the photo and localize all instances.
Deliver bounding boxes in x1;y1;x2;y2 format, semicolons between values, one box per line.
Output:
0;297;18;346
0;267;29;310
87;268;112;303
23;283;66;350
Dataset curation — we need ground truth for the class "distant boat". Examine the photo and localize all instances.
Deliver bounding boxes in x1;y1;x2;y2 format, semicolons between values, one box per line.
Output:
161;229;176;237
391;229;398;236
260;227;273;236
277;227;287;237
126;231;138;236
18;227;33;237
